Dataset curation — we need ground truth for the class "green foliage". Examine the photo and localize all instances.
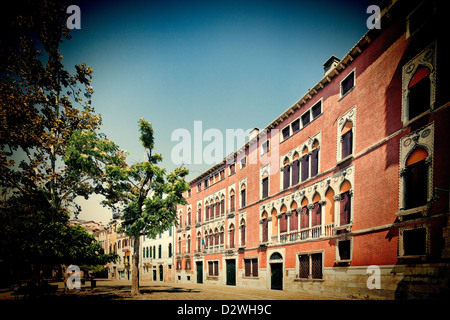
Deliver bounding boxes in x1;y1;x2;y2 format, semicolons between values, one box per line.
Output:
0;0;121;280
115;120;190;240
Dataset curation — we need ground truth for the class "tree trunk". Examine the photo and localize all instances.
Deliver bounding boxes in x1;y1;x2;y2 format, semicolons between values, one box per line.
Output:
61;264;68;292
131;236;140;295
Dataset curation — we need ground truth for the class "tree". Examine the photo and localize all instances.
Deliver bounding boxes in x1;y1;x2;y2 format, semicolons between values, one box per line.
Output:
102;119;189;295
0;0;124;285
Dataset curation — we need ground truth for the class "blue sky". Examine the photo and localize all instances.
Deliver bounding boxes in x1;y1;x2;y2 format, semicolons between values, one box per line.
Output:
62;0;376;224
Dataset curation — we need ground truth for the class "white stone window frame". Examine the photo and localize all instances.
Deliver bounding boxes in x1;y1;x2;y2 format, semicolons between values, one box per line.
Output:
401;41;437;125
397;122;434;219
336;105;356;163
335;236;353;264
398;223;430;258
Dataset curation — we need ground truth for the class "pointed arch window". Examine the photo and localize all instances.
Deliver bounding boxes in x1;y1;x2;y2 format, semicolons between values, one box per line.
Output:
404;147;429;210
291;152;300;185
261;211;269;243
230;189;236;213
301;147;309;182
229;224;235;248
311;140;320;177
339;180;352;226
282;158;291;190
341;121;353;159
240;183;246;208
261;171;269;198
240;219;246;246
279;205;288;233
289;201;299;232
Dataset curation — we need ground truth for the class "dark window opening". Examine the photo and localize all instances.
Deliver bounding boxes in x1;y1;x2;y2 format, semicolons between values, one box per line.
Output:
341;71;354;96
403;228;426;256
408;67;431;120
404;159;428;209
338;240;351;261
312;101;322;118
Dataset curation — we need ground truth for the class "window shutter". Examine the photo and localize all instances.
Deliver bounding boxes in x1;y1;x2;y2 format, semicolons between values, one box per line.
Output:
283;165;290;189
301;155;309;182
252;259;258;277
340;191;351;225
300;206;309;229
342;130;353;158
280;213;287;233
290;209;298;231
245;259;251;277
262;177;269;198
312;202;321;226
291;160;299;185
311;148;319;176
262;219;268;242
230;228;235;248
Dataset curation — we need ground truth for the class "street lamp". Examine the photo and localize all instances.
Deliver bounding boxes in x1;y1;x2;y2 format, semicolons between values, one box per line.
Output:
433;187;450;201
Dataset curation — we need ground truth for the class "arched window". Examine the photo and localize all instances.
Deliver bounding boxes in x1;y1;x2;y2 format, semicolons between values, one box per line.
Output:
186;236;191;254
205;201;210;221
230;189;235;213
187;208;191;226
339;180;352;226
229;224;235;248
279;205;288;233
291;152;300;185
215;197;220;218
271;208;278;239
197;204;202;223
300;198;309;230
325;187;335;224
158;244;162;258
220;195;225;216
290;201;298;232
240;183;246;208
282;158;290;190
240;219;246;246
261;211;269;243
262;171;269;198
408;67;431;120
312;193;321;227
214;228;219;246
219;227;224;245
178;237;182;254
301;147;309;182
404;147;429;209
341;121;353;159
168;243;172;258
311;140;320;177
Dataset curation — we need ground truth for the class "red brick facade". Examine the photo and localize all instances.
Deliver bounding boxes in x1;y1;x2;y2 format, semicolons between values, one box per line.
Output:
175;0;449;299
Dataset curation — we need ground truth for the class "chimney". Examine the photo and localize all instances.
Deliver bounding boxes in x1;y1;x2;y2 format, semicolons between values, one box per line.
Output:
323;55;340;76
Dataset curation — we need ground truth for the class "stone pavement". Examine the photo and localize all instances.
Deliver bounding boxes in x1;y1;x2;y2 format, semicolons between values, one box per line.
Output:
0;279;344;300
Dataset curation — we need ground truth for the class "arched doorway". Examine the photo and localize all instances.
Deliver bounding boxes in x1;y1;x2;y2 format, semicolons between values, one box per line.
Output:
159;265;163;281
270;252;283;290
